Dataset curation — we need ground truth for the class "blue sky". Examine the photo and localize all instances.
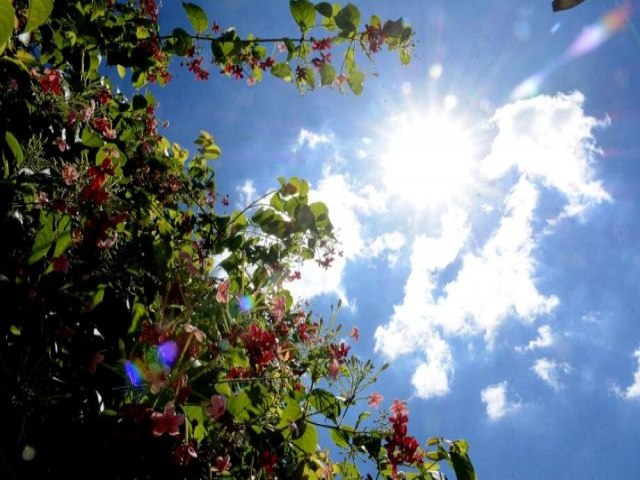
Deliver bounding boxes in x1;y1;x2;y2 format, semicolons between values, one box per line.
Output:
153;1;640;478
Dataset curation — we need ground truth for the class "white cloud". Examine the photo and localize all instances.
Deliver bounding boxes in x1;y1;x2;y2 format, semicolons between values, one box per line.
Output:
516;325;554;352
482;91;611;219
411;334;453;399
366;232;406;267
435;178;559;341
295;128;331;150
532;357;572;390
374;208;469;361
374;91;607;399
235;179;257;207
481;382;520;421
614;349;640;399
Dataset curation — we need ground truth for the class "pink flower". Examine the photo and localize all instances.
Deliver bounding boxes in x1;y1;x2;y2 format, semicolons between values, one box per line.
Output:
211;454;231;474
270;295;286;321
81;100;95;122
368;392;384;408
328;358;340;379
349;326;360;341
52;133;69;152
247;76;256;86
216;280;229;303
173;441;198;466
61;164;79;185
206;395;226;420
390;398;409;418
276;42;287;53
151;402;184;437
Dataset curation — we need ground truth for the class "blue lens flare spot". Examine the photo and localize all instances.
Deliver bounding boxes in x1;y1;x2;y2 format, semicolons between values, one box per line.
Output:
157;340;179;368
124;360;143;386
238;295;254;313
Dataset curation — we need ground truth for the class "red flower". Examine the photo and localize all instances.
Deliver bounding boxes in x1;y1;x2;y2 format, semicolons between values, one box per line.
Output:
61;164;79;185
270;295;286;322
216;280;230;303
52;255;69;273
312;37;332;51
95;89;111;105
173;441;198;466
33;67;63;95
328;358;340;379
241;324;277;367
368;392;384;408
259;450;278;474
206;394;226;420
349;326;360;341
211;454;231;474
187;57;209;80
151;403;184;437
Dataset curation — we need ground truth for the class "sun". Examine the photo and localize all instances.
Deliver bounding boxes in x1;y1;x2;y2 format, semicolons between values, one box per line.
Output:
379;111;478;210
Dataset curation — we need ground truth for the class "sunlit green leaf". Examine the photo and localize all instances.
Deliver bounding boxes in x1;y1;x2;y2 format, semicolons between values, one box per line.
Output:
4;132;23;166
24;0;53;33
315;2;333;17
182;2;208;33
293;422;318;454
347;70;364;95
335;4;360;32
290;0;316;32
329;428;350;448
319;63;336;86
0;0;14;56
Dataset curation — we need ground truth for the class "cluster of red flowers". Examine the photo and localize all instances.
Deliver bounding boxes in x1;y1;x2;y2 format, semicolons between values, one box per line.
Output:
385;399;423;478
139;0;159;22
328;341;350;379
365;24;387;53
240;324;278;368
188;57;210;80
259;450;279;476
92;117;117;139
312;37;332;51
31;67;63;95
81;158;115;205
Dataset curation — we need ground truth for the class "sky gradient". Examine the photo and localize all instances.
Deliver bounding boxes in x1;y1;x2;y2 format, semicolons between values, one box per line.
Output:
153;1;640;478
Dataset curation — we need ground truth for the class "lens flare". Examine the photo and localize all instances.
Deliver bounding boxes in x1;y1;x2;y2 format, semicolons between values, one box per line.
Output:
124;360;144;386
157;340;179;368
238;295;254;312
511;2;633;100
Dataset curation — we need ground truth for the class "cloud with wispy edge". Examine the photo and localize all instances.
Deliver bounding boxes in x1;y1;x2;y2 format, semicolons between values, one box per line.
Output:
295;128;332;151
481;382;520;421
532;357;572;390
375;91;610;399
516;325;554;353
613;349;640;399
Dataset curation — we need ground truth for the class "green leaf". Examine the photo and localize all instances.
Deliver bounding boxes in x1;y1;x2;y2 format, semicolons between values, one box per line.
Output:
347;70;364;95
308;388;341;420
170;27;192;56
116;65;126;78
4;132;24;166
24;0;53;33
81;127;103;148
0;0;14;55
335;3;360;32
194;424;207;442
290;0;316;32
271;62;293;82
315;2;333;17
329;428;350;448
319;63;336;86
449;450;477;480
338;460;360;480
293;422;318;454
28;212;55;264
182;2;208;34
226;392;251;421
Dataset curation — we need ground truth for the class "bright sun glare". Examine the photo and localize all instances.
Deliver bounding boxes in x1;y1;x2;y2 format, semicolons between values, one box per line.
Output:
381;112;477;210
